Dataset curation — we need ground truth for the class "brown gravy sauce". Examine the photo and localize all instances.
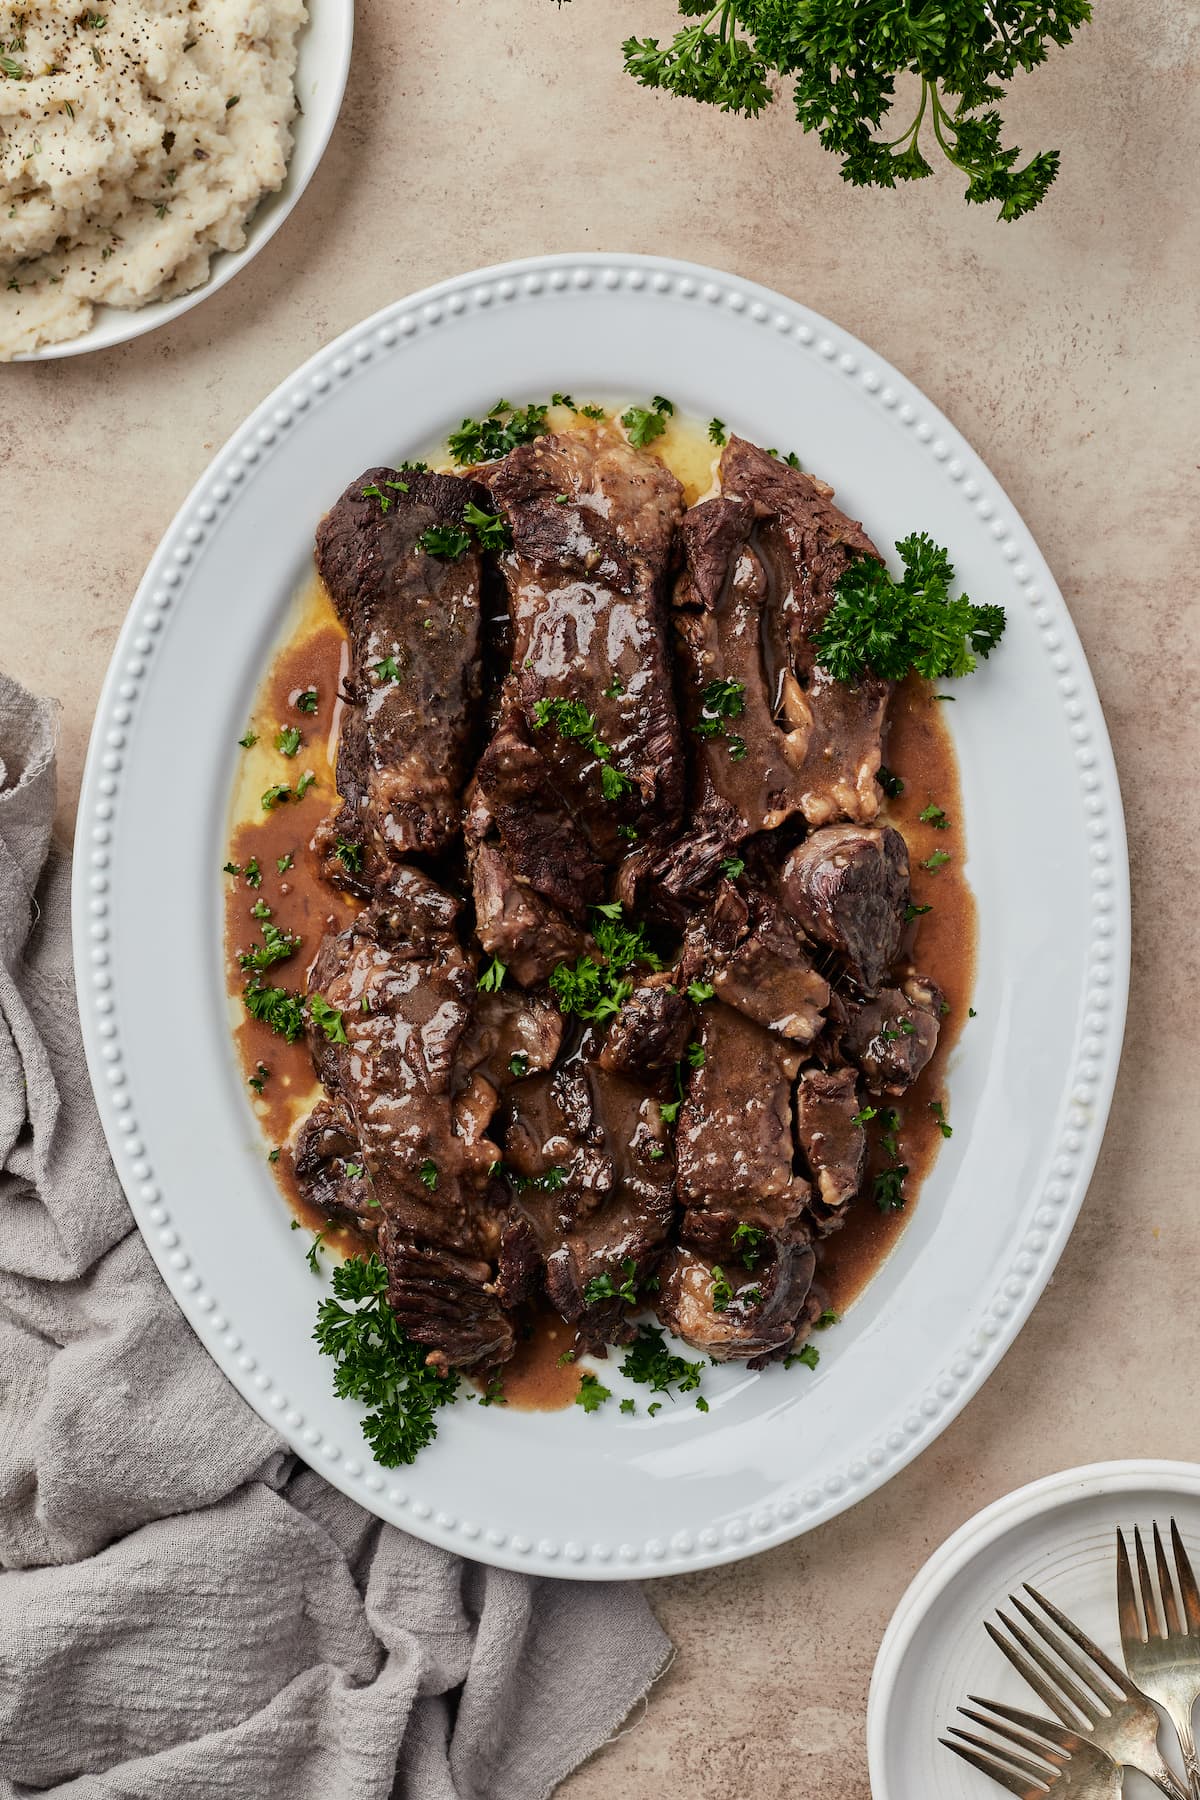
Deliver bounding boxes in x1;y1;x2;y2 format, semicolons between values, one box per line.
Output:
223;430;975;1408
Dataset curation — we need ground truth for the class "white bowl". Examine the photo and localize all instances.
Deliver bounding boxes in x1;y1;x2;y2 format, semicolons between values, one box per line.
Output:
868;1460;1200;1798
13;1;353;361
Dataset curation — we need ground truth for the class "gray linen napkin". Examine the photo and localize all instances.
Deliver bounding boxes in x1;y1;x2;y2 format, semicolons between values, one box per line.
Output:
0;672;670;1799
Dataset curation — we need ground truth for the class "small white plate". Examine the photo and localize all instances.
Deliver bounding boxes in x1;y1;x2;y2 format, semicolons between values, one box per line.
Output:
14;1;353;361
868;1461;1200;1798
73;253;1129;1579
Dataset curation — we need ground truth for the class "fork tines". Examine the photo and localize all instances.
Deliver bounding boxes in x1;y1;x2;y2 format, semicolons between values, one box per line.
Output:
1118;1519;1200;1642
940;1729;1053;1796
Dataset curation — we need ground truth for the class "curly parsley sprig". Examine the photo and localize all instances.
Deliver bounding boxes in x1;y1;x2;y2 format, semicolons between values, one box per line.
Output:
813;533;1005;683
612;1;1091;221
314;1254;460;1466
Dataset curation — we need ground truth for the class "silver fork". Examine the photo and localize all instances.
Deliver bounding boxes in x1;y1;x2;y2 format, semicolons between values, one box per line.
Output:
1117;1521;1200;1799
941;1699;1123;1796
986;1582;1188;1800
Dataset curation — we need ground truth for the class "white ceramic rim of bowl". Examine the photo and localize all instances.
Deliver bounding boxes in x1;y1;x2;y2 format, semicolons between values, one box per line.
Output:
867;1458;1200;1795
11;0;354;362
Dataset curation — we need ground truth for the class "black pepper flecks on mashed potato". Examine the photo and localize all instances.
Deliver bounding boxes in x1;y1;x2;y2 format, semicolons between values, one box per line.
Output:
0;0;305;358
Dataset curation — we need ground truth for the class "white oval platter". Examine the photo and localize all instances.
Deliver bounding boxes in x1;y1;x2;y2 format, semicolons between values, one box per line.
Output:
14;1;353;361
868;1461;1200;1799
72;253;1129;1579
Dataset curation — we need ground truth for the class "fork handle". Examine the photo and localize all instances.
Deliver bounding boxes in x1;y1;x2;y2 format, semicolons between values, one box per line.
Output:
1165;1705;1200;1800
1146;1751;1193;1800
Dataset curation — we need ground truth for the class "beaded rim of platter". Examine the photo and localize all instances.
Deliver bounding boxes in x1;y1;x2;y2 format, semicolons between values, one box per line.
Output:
73;254;1128;1577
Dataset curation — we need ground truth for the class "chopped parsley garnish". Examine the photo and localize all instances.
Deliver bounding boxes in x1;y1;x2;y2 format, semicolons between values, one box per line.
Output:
620;1397;636;1416
582;1257;640;1307
621;395;673;449
905;902;932;920
243;979;306;1042
929;1100;953;1139
248;1062;269;1093
531;697;632;798
373;656;402;684
238;920;301;973
276;852;294;873
508;1051;529;1079
268;1148;281;1163
922;850;952;872
244;858;261;889
575;1371;612;1413
874;1165;908;1212
687;980;715;1004
710;1264;733;1312
334;837;364;873
617;824;639;843
476;956;507;993
816;1308;840;1330
261;783;292;810
309;996;348;1043
463;501;512;552
305;1230;326;1273
551;392;575;408
476;1375;507;1407
447;401;550;466
275;725;302;757
784;1344;820;1372
969;1007;978;1019
919;802;950;828
719;856;745;880
731;1221;765;1269
344;1162;364;1180
251;899;271;920
604;676;625;698
708;417;727;446
511;1164;567;1194
877;765;904;798
314;1253;459;1465
619;1325;704;1399
685;1040;706;1069
577;403;606;421
296;688;319;713
295;771;316;800
851;1106;878;1126
418;1159;439;1191
223;861;241;878
418;524;472;560
695;678;746;740
238;729;257;748
813;534;1006;683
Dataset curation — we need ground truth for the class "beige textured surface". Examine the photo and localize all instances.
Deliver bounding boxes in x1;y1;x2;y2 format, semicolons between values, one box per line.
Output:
3;3;1198;1793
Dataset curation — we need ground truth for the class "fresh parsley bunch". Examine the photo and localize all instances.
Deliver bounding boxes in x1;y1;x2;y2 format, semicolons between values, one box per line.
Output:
616;0;1092;220
813;533;1005;681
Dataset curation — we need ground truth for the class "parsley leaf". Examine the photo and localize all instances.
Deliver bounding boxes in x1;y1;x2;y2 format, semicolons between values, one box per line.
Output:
295;771;316;800
276;852;294;873
477;956;507;993
447;401;550;465
508;1051;529;1079
929;1100;953;1139
463;501;512;552
531;697;631;799
575;1371;612;1413
814;534;1006;683
238;920;301;973
694;678;746;742
784;1343;820;1372
418;1159;439;1191
309;996;348;1043
710;1265;733;1312
373;656;402;684
719;855;745;880
314;1253;459;1465
418;524;471;560
619;1325;704;1398
238;729;257;749
620;2;1091;220
296;688;319;713
919;802;950;828
243;978;306;1042
275;725;302;757
583;1257;641;1307
731;1221;765;1270
687;980;715;1005
708;416;727;446
922;849;952;872
334;837;364;874
877;765;904;799
620;395;673;449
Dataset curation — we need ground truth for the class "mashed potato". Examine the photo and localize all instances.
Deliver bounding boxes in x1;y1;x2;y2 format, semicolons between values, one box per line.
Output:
0;0;305;358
